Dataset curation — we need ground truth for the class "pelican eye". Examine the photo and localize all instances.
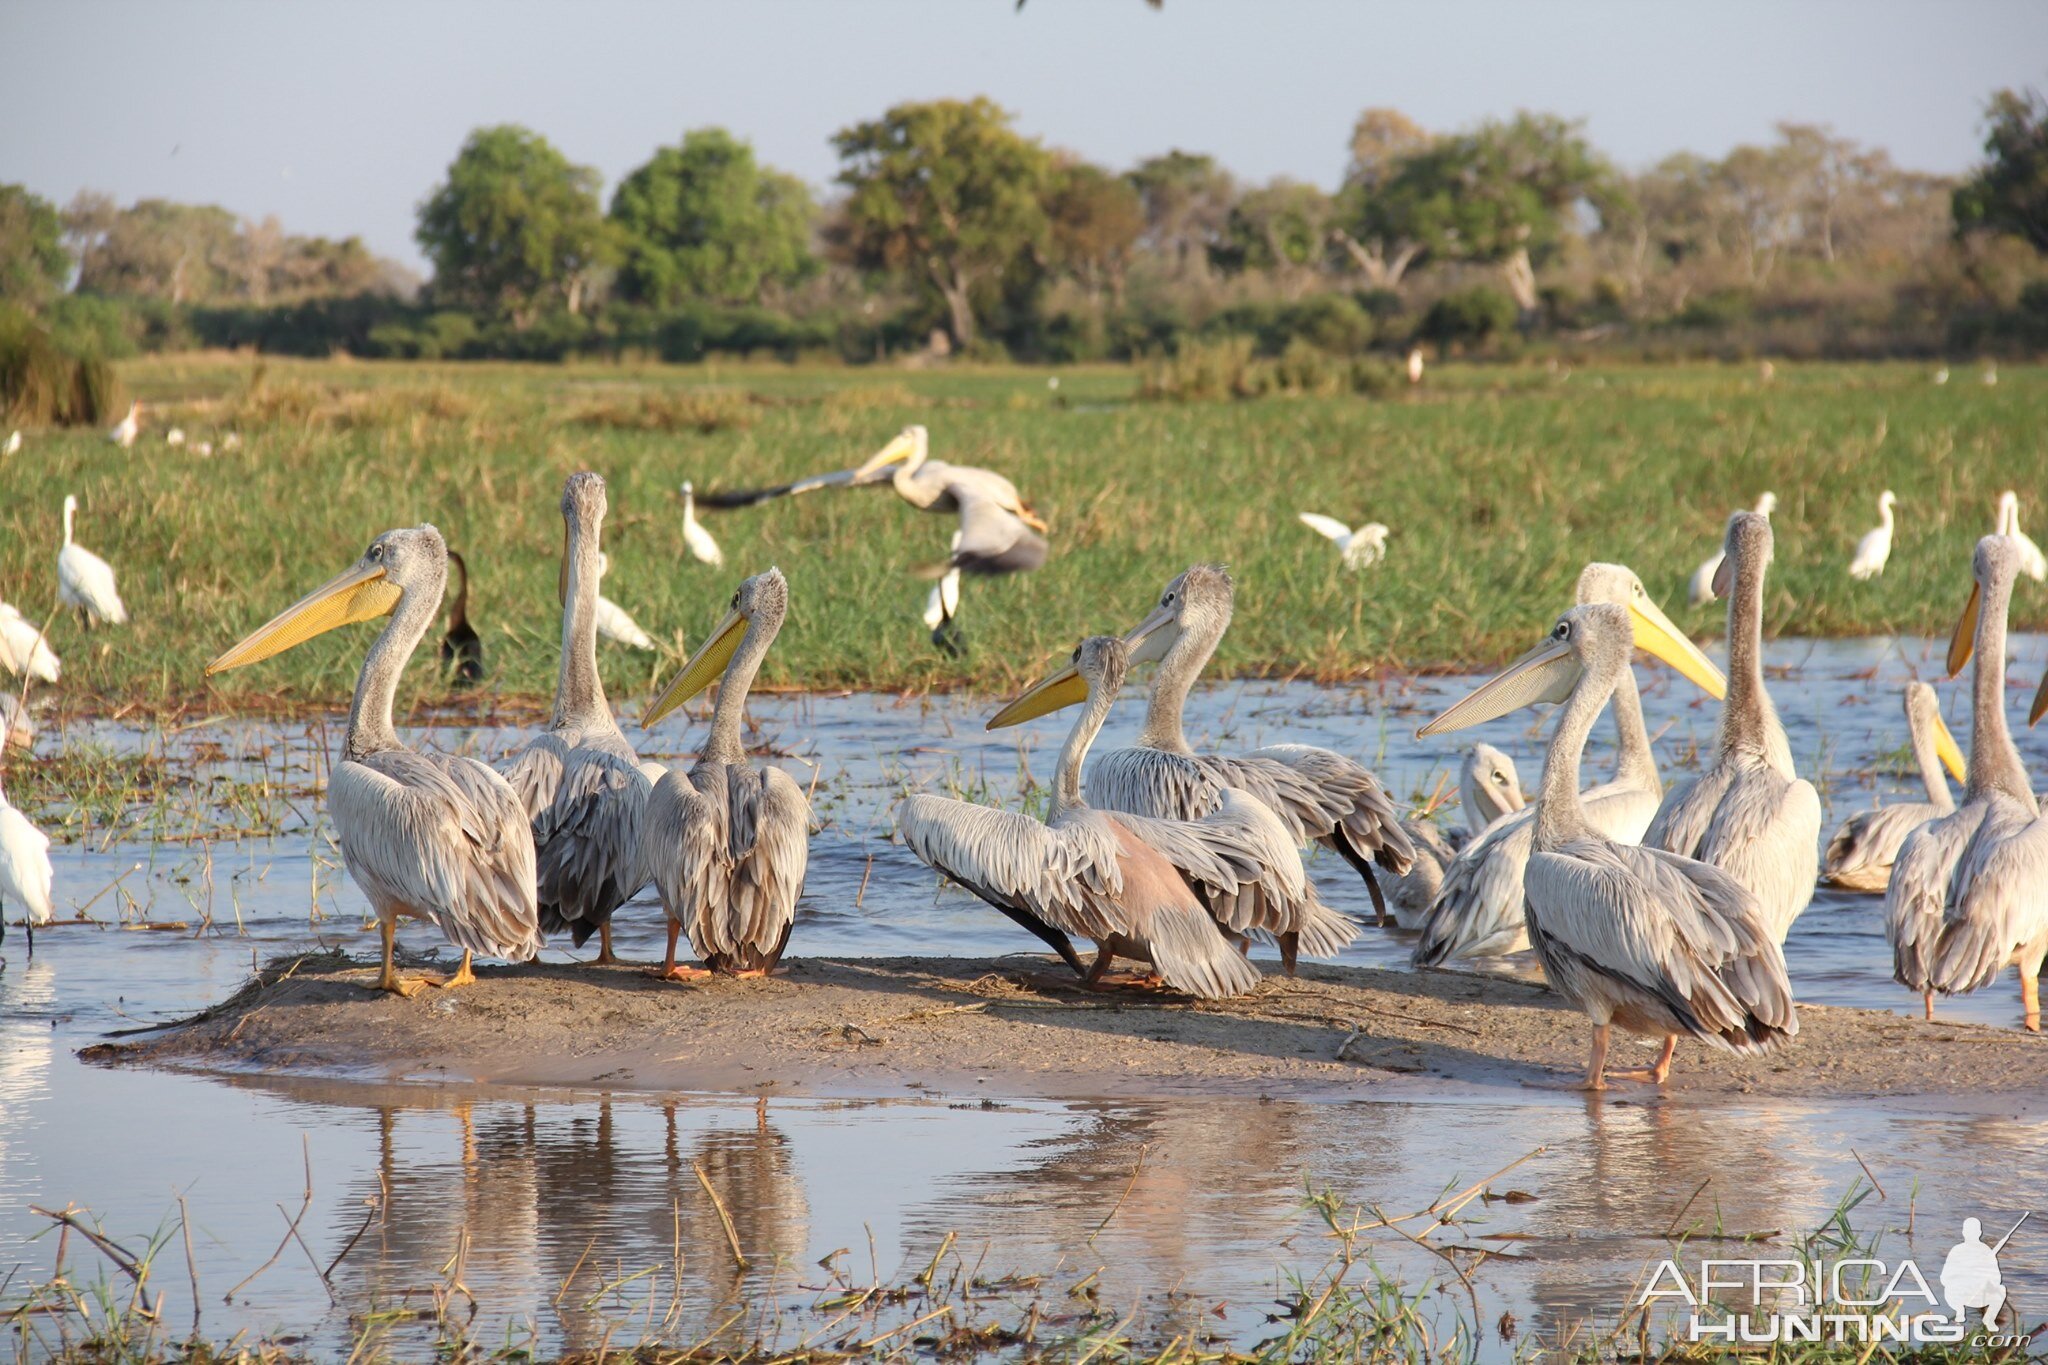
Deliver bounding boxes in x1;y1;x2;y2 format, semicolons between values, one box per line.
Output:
1494;772;1508;784
1554;622;1572;640
368;544;384;561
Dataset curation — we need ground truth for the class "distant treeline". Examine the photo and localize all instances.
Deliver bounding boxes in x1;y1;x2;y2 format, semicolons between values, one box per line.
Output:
5;88;2048;367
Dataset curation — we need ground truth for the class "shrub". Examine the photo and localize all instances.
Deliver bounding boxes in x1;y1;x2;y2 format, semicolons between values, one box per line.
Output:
1418;286;1517;348
0;310;123;426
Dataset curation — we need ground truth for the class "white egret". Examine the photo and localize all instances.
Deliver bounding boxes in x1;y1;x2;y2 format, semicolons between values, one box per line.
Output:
58;496;128;628
1297;514;1389;570
1848;490;1897;581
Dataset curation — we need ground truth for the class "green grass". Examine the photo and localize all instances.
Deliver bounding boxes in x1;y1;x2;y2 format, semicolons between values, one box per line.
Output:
4;354;2045;715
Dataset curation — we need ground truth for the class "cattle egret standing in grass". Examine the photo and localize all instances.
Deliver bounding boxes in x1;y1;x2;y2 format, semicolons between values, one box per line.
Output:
1984;363;1999;387
1996;491;2046;582
1934;366;1950;385
58;496;128;628
109;402;140;448
165;428;185;447
594;553;657;651
1689;492;1776;607
3;431;20;456
1849;491;1897;581
0;767;54;956
1298;513;1388;570
1406;348;1424;385
679;482;723;567
0;605;58;683
194;439;213;457
221;432;241;452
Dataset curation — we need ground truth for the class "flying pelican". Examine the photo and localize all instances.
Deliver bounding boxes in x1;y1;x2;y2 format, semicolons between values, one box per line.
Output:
207;524;540;994
594;553;658;651
500;474;655;966
992;624;1348;972
680;481;724;567
1413;563;1727;965
1823;683;1966;893
4;431;20;456
1297;514;1389;570
1648;513;1821;944
109;401;140;448
853;425;1049;576
642;568;808;979
0;767;53;957
439;549;484;685
1848;490;1896;581
1891;536;2048;1029
1688;491;1776;607
900;636;1285;998
923;531;964;657
165;427;185;447
0;605;59;683
1995;491;2047;582
1387;744;1524;930
1083;566;1415;931
1419;601;1797;1088
58;496;128;628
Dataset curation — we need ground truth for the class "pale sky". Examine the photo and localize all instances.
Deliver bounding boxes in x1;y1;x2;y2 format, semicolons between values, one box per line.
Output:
3;0;2043;271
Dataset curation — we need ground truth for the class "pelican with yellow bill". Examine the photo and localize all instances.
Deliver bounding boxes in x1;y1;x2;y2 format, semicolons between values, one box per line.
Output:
641;569;809;980
1887;535;2048;1029
1823;682;1967;893
205;525;540;996
1418;601;1797;1090
1413;562;1726;967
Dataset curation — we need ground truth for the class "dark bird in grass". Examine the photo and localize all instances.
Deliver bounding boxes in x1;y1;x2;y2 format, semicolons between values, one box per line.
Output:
440;550;485;686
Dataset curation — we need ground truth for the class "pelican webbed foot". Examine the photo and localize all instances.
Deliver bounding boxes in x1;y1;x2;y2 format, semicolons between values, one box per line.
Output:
423;950;476;989
1605;1035;1678;1085
650;964;712;983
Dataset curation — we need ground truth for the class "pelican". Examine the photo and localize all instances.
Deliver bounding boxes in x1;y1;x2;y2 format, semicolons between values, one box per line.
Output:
500;474;654;966
0;605;58;683
109;401;140;448
923;532;964;657
1083;566;1414;932
1995;492;2046;582
1648;514;1821;944
900;636;1287;998
1420;601;1797;1088
1891;537;2048;1029
1386;744;1524;930
853;425;1049;576
165;427;185;447
1297;514;1389;570
642;568;808;979
680;481;724;567
207;524;540;994
594;554;658;651
0;768;53;956
1822;683;1965;892
439;549;484;685
57;496;128;628
1413;563;1726;965
1848;490;1896;581
1688;491;1776;607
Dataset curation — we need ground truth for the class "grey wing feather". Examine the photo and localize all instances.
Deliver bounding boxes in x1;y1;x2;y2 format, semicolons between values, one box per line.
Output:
1412;807;1538;964
1084;747;1223;822
1886;804;1986;990
332;752;541;961
1525;841;1796;1053
1205;745;1415;874
647;764;809;964
1824;800;1944;891
1932;801;2048;993
1386;819;1454;930
894;794;1126;942
950;483;1047;576
1650;759;1819;943
1115;787;1352;949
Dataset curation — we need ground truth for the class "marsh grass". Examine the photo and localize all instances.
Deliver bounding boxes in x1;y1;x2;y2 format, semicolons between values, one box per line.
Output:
6;355;2045;716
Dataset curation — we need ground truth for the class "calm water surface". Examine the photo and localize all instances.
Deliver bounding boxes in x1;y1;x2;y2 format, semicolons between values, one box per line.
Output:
3;637;2044;1357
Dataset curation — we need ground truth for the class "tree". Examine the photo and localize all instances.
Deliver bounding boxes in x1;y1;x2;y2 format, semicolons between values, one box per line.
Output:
830;98;1052;348
1045;159;1143;304
1371;113;1615;313
1125;151;1234;281
0;185;71;308
416;125;612;324
1217;179;1334;297
1331;108;1433;291
610;129;816;307
1954;88;2048;253
67;196;240;303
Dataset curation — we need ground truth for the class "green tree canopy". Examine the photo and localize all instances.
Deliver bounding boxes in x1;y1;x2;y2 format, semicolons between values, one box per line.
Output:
416;125;612;323
1331;109;1435;291
1125;151;1234;280
1045;159;1143;303
610;129;816;307
830;98;1053;347
1954;88;2048;253
0;185;71;308
1217;180;1334;295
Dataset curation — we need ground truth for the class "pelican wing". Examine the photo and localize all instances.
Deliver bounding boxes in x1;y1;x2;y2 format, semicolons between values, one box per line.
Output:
695;467;864;509
1651;759;1820;941
331;751;540;961
1824;800;1945;891
1932;802;2048;993
1207;745;1416;875
648;764;809;965
1084;746;1225;823
1886;803;1989;990
1412;806;1538;963
894;794;1125;942
948;481;1048;576
502;734;653;945
1112;787;1350;949
1525;840;1796;1052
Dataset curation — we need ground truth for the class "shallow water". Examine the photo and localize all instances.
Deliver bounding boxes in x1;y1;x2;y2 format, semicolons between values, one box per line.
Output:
4;638;2047;1356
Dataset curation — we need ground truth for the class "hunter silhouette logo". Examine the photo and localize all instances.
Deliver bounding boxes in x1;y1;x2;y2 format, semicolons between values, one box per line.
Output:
1940;1213;2026;1328
1641;1210;2033;1347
